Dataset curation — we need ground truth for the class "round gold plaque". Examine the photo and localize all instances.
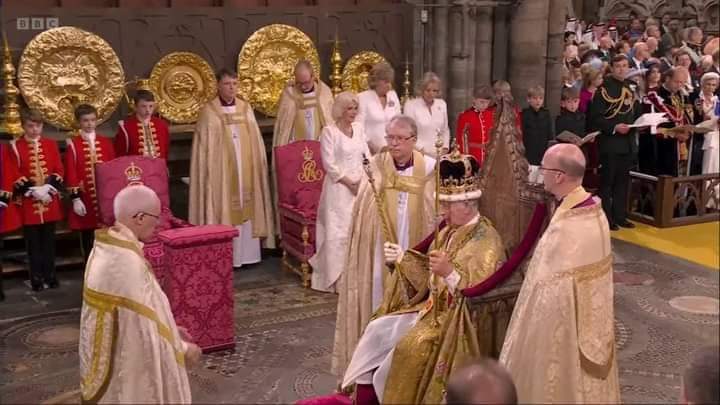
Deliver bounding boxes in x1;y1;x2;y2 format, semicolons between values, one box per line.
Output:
237;24;321;117
149;52;217;124
341;51;390;94
17;27;125;130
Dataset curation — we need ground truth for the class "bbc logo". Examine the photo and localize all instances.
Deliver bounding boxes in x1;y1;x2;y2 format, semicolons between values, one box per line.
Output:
16;17;59;31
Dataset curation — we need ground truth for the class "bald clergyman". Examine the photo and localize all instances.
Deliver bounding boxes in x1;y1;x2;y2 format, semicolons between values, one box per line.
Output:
79;185;201;403
500;144;621;403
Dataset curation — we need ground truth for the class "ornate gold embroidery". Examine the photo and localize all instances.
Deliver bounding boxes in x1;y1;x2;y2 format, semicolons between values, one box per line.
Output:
297;146;323;183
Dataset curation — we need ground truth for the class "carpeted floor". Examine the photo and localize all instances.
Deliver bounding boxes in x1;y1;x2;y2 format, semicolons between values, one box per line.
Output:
1;241;718;404
612;220;719;269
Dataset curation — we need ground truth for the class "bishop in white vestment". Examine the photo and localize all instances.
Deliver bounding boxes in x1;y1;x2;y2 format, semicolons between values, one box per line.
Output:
80;186;199;404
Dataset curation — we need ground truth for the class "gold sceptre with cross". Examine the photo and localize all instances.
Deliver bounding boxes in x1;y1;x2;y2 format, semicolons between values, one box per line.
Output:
362;154;398;244
429;129;444;327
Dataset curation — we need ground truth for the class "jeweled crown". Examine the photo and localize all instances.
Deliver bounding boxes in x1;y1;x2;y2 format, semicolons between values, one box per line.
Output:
124;162;143;185
438;147;482;197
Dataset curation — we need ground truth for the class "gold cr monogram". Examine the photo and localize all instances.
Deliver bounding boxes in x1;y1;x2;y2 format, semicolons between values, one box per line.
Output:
297;146;323;183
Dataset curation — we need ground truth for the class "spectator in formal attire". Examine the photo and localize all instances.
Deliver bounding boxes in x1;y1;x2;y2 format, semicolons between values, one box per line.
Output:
623;18;644;43
598;35;614;62
563;43;581;71
681;27;704;65
659;12;672;35
579;66;603;113
646;36;660;58
356;62;402;154
555;87;585;137
660;18;683;57
403;72;450;157
680;346;719;405
446;358;518;405
642;63;663;96
522;86;553;181
696;73;719;207
674;49;698;92
631;42;651;69
615;40;631;57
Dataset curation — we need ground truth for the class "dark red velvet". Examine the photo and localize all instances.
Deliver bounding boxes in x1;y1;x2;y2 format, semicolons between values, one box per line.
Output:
461;203;547;297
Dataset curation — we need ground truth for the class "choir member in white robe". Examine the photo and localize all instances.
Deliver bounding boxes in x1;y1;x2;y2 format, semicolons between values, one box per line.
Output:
80;185;201;404
403;72;450;157
309;92;370;292
357;62;402;155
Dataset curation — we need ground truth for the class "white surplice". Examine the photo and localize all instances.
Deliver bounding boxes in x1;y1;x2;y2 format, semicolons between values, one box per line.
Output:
309;123;370;292
79;223;191;404
370;156;435;309
357;89;402;153
403;97;450;157
224;104;262;267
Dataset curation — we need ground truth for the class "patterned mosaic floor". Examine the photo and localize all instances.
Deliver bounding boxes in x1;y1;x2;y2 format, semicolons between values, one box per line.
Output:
0;242;718;404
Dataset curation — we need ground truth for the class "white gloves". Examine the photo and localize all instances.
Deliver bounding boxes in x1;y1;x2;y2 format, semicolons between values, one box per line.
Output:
383;242;404;264
0;201;7;209
28;184;56;204
73;198;87;217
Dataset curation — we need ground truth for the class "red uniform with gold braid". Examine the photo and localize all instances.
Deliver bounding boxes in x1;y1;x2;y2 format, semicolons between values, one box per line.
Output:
2;137;65;225
64;133;115;230
455;107;495;166
0;143;22;234
114;115;170;160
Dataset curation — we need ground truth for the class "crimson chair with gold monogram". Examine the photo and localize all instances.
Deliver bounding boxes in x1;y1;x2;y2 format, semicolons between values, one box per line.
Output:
274;140;325;287
95;156;238;352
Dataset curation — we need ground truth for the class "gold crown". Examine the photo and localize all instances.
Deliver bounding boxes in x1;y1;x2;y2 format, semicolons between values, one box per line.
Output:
438;147;482;197
302;146;314;161
124;162;143;185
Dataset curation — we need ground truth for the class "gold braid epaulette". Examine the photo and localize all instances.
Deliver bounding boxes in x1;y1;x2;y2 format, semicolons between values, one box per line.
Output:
600;85;634;119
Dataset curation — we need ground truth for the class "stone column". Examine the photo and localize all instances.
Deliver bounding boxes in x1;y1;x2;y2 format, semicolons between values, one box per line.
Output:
508;0;550;106
475;6;493;87
448;3;470;126
432;0;449;97
545;0;566;117
492;5;509;81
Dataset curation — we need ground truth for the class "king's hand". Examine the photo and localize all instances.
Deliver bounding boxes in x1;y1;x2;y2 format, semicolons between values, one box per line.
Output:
383;242;404;264
429;250;453;277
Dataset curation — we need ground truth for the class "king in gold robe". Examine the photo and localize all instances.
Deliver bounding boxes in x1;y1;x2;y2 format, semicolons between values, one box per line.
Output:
79;223;191;404
500;185;620;403
332;144;436;378
189;93;275;266
341;150;505;404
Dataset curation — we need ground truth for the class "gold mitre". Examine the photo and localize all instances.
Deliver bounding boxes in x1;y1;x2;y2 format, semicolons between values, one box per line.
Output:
437;147;482;202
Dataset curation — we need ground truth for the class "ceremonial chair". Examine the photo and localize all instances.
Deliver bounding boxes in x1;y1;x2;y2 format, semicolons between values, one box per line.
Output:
274;140;325;287
95;156;238;352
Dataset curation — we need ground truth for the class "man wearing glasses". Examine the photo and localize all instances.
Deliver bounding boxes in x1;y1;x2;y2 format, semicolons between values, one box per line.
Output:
501;143;619;403
79;185;201;403
332;115;437;382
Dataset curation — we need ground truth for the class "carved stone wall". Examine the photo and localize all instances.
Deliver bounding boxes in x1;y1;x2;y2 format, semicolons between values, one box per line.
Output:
1;4;413;127
579;0;719;32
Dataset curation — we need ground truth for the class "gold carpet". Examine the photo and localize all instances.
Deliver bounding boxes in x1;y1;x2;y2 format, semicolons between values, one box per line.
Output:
612;221;719;270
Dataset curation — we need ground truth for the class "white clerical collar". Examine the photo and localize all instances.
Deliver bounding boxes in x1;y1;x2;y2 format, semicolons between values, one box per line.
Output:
80;131;96;142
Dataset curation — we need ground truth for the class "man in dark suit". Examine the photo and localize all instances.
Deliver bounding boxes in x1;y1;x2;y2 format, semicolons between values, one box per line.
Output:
588;54;642;230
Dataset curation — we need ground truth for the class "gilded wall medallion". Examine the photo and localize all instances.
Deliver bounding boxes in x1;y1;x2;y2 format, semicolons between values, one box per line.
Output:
149;52;217;124
17;27;125;130
237;24;320;117
341;51;390;93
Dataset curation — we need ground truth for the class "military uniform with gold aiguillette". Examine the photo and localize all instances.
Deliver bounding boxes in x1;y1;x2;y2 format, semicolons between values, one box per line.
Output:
587;75;641;227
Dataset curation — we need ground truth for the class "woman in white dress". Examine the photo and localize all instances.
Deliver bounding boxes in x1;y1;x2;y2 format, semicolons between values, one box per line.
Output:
698;72;719;208
310;92;371;292
403;72;450;157
357;62;402;154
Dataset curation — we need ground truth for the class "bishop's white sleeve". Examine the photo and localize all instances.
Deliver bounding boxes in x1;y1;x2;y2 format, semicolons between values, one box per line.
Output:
444;270;461;293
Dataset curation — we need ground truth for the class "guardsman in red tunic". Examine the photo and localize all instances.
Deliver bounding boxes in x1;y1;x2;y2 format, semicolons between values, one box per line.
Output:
1;110;65;291
65;104;115;261
114;90;171;160
456;85;495;166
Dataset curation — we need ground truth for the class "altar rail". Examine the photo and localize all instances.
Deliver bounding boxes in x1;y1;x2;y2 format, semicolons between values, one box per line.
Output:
627;171;720;228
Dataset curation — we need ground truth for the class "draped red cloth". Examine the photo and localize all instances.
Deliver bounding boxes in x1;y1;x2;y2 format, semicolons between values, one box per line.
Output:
461;202;547;297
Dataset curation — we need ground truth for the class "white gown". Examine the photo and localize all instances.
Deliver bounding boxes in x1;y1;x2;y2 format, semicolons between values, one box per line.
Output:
310;123;370;292
224;104;262;267
701;95;719;208
403;97;450;156
357;89;402;153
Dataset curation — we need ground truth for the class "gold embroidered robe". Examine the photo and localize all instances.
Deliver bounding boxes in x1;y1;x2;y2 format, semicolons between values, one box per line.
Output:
271;80;334;234
331;150;435;378
189;97;275;247
79;224;191;404
499;186;620;404
341;215;506;404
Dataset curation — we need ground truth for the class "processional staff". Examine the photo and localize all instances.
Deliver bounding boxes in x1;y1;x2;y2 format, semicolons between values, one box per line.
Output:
362;154;398;244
